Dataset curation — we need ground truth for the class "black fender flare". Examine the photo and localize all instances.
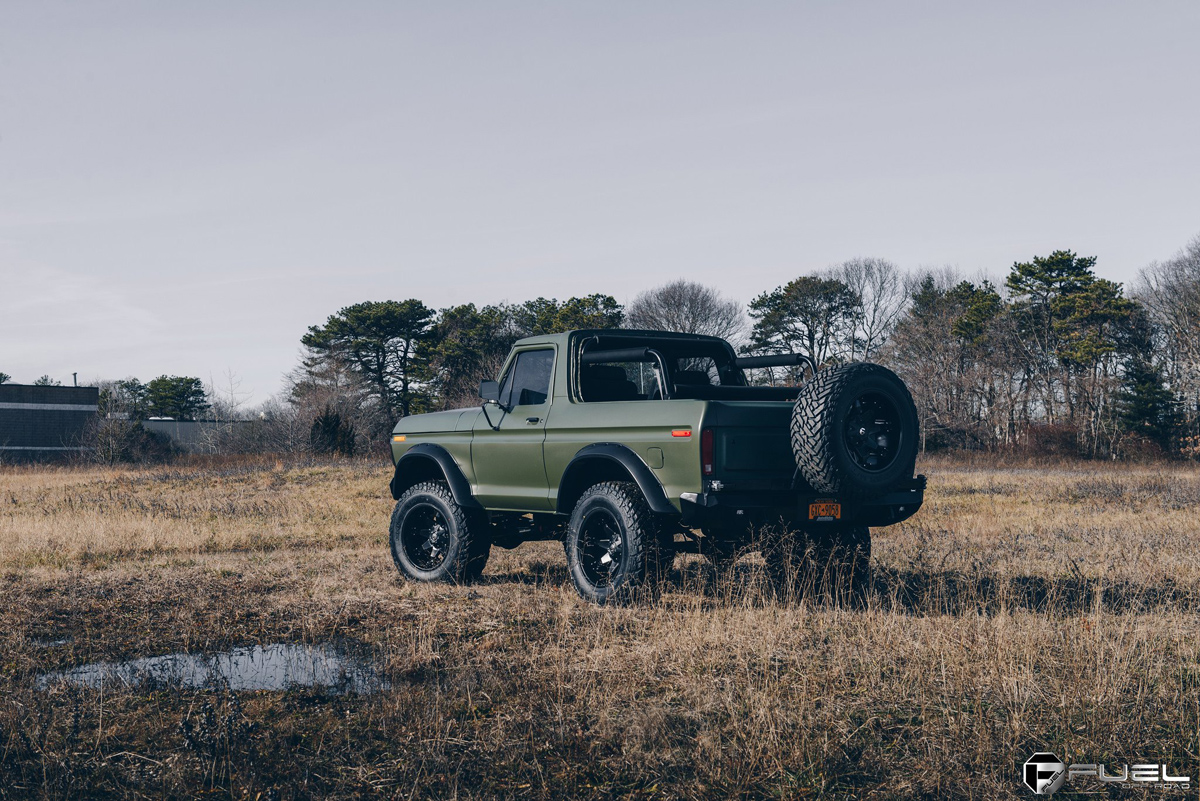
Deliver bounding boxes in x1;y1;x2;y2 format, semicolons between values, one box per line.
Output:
390;442;482;509
556;443;676;516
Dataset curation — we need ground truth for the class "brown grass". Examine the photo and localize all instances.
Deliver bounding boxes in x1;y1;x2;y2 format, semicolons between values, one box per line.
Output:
3;455;1200;798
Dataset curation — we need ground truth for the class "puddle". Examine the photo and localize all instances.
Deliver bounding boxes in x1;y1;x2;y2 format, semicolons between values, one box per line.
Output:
37;643;389;695
31;637;72;648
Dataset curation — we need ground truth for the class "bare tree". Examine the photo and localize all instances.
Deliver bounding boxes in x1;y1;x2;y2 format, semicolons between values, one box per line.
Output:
197;370;253;452
207;370;252;422
81;380;172;464
287;353;381;453
625;279;746;343
1135;232;1200;434
834;257;908;360
220;396;313;455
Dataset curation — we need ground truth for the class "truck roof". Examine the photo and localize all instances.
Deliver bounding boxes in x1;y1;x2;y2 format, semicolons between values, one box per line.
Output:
511;328;732;350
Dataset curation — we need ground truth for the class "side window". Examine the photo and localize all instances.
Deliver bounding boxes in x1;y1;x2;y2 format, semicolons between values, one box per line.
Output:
579;361;658;402
499;349;554;407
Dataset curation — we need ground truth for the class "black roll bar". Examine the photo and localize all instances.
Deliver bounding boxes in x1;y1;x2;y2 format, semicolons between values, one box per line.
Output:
735;352;818;376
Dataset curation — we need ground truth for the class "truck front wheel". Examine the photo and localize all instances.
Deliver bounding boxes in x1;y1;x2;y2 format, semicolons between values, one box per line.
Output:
565;481;672;604
390;481;490;584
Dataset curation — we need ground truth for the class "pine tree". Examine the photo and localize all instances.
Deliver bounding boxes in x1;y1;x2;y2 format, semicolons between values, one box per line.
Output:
1116;359;1178;449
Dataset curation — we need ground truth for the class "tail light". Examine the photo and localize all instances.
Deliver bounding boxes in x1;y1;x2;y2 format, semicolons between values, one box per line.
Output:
701;428;714;476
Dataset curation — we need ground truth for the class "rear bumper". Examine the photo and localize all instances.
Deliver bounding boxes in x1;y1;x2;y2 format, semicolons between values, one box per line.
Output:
678;475;926;529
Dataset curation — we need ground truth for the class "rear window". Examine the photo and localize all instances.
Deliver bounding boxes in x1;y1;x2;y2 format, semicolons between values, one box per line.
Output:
578;355;724;401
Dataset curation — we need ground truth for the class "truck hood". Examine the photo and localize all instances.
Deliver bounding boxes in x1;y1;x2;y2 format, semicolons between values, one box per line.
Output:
393;409;470;435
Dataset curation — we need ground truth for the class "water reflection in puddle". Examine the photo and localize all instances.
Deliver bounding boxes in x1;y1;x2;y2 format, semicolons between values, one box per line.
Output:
38;643;389;695
31;637;72;648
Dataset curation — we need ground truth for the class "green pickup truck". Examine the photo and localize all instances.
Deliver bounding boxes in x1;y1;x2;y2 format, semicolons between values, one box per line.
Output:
387;329;924;603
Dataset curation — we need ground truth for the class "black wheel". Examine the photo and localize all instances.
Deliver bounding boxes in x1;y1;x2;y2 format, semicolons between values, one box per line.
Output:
390;481;490;584
565;481;670;604
764;524;871;602
790;363;919;495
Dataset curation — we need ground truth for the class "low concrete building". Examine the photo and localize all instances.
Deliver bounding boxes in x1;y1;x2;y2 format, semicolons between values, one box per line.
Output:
0;384;100;460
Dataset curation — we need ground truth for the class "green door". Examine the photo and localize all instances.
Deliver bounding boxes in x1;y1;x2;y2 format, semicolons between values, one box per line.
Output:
471;347;555;511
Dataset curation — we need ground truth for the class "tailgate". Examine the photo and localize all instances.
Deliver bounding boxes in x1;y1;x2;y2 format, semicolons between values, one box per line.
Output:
704;401;795;484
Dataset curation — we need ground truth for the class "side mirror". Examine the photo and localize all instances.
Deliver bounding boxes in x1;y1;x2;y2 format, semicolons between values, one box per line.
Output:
479;380;501;403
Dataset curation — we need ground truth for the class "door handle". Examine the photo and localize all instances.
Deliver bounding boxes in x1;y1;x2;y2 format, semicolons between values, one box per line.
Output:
526;416;541;424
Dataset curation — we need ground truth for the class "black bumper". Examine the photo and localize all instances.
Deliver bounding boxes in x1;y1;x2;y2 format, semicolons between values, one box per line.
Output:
678;475;926;529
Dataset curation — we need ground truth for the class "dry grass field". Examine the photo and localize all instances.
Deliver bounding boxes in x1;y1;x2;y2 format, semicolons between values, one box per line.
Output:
3;455;1200;799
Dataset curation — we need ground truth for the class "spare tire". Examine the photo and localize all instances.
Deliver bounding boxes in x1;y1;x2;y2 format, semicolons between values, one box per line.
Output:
790;363;918;495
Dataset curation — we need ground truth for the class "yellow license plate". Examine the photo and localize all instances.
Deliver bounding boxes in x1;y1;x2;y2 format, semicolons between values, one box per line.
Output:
808;501;841;520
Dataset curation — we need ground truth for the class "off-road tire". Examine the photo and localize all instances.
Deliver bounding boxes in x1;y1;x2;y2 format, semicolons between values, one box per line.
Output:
790;362;919;495
390;481;490;584
565;481;671;605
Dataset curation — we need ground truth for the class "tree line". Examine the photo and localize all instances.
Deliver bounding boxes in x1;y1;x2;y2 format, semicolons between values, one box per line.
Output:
285;294;626;454
52;230;1200;462
99;376;211;421
291;233;1200;460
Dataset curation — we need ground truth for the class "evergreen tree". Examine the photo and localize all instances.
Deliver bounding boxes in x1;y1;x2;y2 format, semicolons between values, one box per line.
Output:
510;294;624;335
146;376;210;420
302;300;436;420
1116;359;1178;449
107;378;150;419
1006;250;1141;453
425;303;520;409
747;276;861;366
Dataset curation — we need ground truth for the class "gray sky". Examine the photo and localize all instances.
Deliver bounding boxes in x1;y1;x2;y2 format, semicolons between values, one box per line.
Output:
2;1;1198;400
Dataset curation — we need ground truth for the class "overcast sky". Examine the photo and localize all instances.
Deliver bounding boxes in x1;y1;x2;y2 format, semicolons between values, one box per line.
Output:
2;1;1198;400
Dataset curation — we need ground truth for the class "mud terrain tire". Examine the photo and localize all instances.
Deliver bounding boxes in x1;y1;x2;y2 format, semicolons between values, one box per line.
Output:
565;481;671;605
390;481;491;583
790;362;918;494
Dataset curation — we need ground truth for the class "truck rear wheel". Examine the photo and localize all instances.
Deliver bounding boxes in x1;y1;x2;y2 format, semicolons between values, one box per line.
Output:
390;481;490;584
790;362;919;495
565;481;672;604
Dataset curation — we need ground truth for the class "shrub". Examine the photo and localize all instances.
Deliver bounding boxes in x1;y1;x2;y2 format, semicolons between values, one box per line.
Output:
309;406;356;456
83;417;174;464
